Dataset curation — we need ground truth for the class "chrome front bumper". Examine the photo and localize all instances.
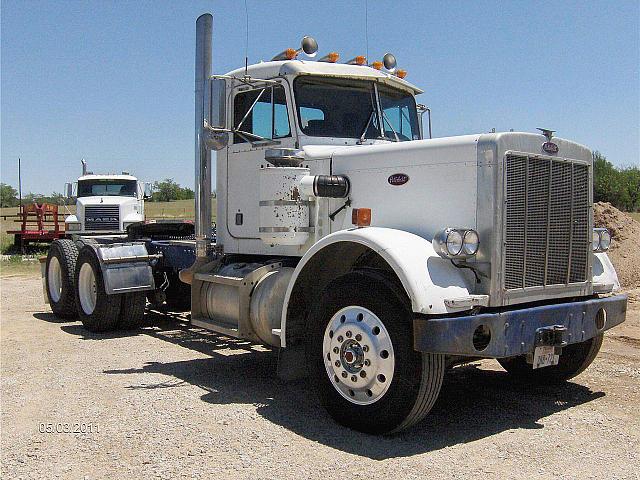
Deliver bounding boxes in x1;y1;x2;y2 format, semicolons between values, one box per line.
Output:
413;294;627;357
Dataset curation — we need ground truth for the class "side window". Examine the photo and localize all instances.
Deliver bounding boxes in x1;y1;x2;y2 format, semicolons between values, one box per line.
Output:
233;85;291;144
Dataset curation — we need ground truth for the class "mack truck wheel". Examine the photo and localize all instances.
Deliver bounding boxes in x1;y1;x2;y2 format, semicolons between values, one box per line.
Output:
118;292;146;330
75;247;121;332
306;272;445;434
45;239;79;319
498;334;603;384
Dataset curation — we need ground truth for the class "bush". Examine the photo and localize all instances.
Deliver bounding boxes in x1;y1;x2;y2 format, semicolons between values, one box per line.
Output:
593;152;640;212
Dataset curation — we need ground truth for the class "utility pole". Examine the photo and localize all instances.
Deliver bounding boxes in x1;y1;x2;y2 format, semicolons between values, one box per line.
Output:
18;157;22;213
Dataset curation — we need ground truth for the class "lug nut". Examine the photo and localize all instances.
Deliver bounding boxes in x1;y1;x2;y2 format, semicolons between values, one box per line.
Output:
346;331;352;338
337;336;343;343
333;347;339;354
351;375;358;382
335;360;340;367
364;359;371;366
341;371;348;378
362;345;369;352
355;334;362;341
360;371;367;378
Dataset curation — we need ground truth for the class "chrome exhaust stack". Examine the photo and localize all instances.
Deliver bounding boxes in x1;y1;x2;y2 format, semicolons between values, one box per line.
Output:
194;13;213;259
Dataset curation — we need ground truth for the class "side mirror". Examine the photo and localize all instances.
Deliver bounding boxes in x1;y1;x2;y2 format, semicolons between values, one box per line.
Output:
143;183;153;199
204;78;228;151
64;183;73;199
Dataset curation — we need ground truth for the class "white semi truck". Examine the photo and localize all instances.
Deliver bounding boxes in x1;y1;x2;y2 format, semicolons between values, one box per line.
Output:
43;13;627;434
63;160;150;235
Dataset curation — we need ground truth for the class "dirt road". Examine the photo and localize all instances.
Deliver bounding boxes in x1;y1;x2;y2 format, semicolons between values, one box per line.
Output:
1;273;639;479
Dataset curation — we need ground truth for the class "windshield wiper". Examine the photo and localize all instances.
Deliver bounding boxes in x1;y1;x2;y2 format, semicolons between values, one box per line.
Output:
358;110;376;144
381;111;400;142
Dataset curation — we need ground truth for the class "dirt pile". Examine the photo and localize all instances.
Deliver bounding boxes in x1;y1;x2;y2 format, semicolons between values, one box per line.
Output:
594;202;640;288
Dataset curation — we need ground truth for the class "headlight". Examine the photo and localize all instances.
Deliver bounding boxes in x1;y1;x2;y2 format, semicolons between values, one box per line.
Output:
433;228;480;259
66;222;81;231
593;228;611;253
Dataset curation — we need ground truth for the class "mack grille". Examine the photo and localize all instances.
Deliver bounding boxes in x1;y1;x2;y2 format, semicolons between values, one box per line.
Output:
504;154;590;290
84;205;120;231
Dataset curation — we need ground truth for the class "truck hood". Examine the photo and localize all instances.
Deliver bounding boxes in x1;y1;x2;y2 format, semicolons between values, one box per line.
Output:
305;136;482;239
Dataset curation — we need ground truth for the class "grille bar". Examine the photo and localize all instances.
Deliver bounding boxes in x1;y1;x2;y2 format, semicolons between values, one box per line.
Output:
84;205;120;231
504;154;589;290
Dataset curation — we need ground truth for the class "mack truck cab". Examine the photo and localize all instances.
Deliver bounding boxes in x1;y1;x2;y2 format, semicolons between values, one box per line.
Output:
43;13;627;435
63;161;150;235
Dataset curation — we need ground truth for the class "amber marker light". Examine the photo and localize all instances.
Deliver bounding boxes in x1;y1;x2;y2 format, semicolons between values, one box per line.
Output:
352;208;372;227
318;52;340;63
347;55;367;66
395;69;407;79
371;61;383;70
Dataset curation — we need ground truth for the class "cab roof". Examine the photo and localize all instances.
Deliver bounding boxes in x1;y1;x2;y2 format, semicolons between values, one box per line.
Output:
223;60;423;95
78;174;137;181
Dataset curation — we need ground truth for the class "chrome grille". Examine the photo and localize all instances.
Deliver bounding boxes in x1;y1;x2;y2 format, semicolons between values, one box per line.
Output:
84;205;120;231
504;154;590;290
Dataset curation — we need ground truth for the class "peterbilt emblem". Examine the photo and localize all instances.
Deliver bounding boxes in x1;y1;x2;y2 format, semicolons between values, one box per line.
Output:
388;173;409;186
542;142;559;154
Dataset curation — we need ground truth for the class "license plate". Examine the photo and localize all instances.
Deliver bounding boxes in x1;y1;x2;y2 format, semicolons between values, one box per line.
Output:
533;346;559;369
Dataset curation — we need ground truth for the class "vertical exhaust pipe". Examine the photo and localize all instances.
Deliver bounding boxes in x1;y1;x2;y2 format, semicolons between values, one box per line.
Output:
194;13;213;258
81;159;87;176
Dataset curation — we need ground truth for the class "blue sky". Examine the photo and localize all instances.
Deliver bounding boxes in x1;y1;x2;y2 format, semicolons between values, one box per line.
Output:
1;0;638;195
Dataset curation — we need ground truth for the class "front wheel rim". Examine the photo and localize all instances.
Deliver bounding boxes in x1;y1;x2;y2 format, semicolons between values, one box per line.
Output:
322;306;395;405
47;256;63;303
78;263;97;315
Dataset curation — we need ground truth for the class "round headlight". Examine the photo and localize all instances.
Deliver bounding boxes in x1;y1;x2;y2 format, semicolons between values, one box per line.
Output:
446;230;463;256
462;230;479;255
599;229;611;251
592;230;600;251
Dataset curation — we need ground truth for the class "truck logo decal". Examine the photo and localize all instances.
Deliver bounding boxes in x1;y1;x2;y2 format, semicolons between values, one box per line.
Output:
543;142;559;154
86;217;118;223
388;173;409;186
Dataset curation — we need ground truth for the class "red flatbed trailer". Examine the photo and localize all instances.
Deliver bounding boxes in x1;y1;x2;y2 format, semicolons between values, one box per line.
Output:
7;203;66;252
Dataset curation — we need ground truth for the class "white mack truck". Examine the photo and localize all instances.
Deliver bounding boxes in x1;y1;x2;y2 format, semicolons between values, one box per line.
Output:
63;159;150;235
42;13;627;434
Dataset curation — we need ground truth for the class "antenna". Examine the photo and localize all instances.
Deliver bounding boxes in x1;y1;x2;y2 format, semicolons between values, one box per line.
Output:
244;0;249;77
364;0;369;60
18;157;22;214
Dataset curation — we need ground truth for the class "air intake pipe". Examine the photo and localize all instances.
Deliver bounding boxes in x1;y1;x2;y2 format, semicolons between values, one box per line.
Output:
299;175;350;198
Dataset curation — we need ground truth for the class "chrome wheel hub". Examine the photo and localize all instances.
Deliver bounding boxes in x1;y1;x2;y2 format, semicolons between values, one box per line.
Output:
48;256;63;303
323;306;395;405
78;263;97;315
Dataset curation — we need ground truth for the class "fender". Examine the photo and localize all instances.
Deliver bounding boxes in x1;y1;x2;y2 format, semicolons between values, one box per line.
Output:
280;227;476;347
593;252;621;294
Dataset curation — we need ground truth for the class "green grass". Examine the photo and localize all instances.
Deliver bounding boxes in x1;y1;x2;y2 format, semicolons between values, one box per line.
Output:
0;257;41;276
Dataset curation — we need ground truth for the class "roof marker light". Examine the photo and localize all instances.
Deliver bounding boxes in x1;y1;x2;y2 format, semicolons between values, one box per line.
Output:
318;52;340;63
395;69;407;79
346;55;367;66
272;36;319;61
371;61;383;70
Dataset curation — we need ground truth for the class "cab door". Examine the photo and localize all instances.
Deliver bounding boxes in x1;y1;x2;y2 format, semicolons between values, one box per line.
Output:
226;81;296;239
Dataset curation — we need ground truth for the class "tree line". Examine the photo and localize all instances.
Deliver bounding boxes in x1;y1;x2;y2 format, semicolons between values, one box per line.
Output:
0;179;204;207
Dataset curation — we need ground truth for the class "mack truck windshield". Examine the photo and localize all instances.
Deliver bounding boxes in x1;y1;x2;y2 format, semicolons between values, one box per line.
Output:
42;12;627;435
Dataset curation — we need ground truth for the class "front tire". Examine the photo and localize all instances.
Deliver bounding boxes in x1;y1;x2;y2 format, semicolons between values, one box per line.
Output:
306;272;445;434
45;239;79;319
74;247;121;332
498;334;604;384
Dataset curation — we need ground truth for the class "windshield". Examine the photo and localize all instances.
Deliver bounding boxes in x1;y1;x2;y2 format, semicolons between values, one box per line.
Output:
78;179;137;198
293;76;419;141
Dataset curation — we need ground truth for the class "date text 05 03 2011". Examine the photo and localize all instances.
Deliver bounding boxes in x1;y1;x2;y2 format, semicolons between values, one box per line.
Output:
38;423;99;434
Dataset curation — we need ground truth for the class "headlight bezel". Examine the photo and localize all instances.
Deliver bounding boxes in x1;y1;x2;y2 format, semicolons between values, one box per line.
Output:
433;227;480;259
592;227;611;253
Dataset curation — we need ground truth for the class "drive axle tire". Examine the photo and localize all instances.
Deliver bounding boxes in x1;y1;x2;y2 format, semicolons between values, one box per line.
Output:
45;239;79;319
306;272;445;434
498;334;603;384
74;247;121;332
118;292;146;330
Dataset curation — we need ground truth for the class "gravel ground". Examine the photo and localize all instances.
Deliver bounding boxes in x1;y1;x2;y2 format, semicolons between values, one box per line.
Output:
1;273;639;480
